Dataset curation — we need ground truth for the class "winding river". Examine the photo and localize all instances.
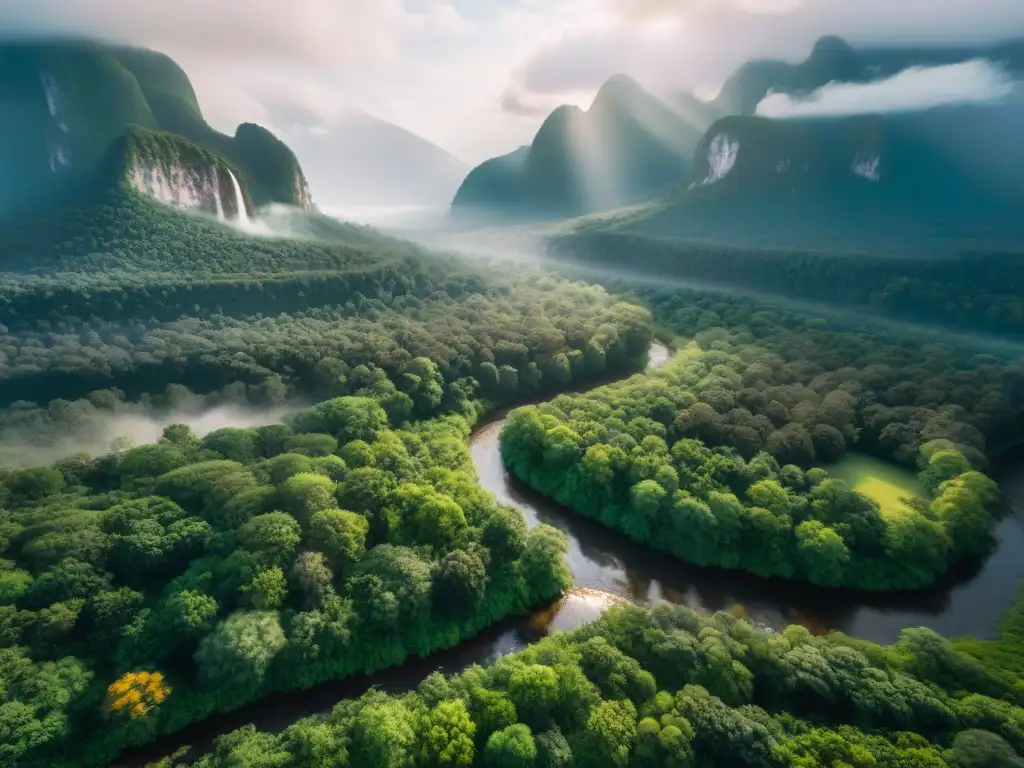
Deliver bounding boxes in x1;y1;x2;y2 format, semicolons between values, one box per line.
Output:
115;341;1024;765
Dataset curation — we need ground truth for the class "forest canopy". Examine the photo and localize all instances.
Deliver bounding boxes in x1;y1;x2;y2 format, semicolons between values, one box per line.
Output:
500;288;1023;591
550;230;1024;339
4;175;1024;768
0;398;574;768
145;600;1024;768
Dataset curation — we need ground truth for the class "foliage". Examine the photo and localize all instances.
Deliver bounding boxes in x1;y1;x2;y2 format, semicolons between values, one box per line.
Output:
0;252;652;462
499;285;1020;590
551;229;1024;338
105;670;170;718
156;601;1024;767
501;333;1002;590
0;396;573;767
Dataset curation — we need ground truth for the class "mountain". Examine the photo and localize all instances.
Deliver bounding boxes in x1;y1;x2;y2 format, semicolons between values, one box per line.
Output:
286;110;468;207
451;75;719;220
560;98;1024;252
716;35;1024;115
0;39;312;218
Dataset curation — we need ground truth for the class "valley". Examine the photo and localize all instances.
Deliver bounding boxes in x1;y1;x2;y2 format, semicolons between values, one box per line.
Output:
2;19;1024;768
109;342;1024;766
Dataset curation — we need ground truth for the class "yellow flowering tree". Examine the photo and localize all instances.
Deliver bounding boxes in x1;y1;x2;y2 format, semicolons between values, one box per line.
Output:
105;671;171;718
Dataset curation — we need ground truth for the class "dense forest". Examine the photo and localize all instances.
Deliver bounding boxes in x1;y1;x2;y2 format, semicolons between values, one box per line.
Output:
4;169;1024;765
635;288;1024;459
0;189;456;323
138;598;1024;767
549;230;1024;338
0;272;652;459
4;25;1024;768
0;396;577;767
0;189;653;451
501;288;1024;590
0;187;668;766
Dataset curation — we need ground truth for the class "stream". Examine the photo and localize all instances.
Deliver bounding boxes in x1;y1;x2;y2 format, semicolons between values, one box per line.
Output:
116;341;1024;765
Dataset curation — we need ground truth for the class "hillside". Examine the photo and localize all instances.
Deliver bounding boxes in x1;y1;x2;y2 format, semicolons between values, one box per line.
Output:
547;99;1024;338
287;110;468;206
451;75;717;220
561;100;1024;251
716;34;1024;114
0;39;312;218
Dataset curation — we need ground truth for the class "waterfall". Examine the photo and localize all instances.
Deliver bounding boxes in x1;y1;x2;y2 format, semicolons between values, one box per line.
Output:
227;170;247;220
212;174;225;221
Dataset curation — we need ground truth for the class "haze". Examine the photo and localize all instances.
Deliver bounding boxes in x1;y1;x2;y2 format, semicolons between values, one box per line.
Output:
3;0;1024;167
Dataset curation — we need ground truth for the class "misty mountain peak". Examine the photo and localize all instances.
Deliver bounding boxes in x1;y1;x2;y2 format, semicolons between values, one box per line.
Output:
590;75;658;116
810;35;857;62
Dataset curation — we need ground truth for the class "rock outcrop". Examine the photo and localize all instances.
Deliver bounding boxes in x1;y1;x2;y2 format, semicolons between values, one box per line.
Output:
0;39;311;219
119;127;253;218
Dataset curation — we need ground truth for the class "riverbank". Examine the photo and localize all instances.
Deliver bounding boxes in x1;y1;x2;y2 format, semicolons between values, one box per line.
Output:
111;341;1024;765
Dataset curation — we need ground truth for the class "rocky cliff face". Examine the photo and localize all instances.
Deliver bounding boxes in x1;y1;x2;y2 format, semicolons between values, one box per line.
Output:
0;39;312;219
687;115;891;194
292;167;315;211
119;128;253;219
128;159;248;219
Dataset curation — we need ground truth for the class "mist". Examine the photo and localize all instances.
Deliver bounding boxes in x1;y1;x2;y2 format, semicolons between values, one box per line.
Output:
756;59;1015;118
416;224;1024;361
0;403;296;469
318;204;447;231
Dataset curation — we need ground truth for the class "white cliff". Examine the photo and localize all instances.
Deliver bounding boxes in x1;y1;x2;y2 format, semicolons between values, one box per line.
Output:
129;158;247;219
852;154;882;182
702;133;740;186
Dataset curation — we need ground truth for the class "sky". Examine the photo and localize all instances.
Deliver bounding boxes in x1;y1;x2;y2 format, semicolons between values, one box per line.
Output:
2;0;1024;164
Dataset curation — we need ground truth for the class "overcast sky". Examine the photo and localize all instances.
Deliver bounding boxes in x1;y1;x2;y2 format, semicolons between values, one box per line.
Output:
2;0;1023;164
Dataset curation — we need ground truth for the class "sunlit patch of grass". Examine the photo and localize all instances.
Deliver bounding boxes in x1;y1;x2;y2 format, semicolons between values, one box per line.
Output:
826;453;924;517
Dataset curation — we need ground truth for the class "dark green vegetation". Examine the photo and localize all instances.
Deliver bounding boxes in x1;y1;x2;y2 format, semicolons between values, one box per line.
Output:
956;582;1024;689
0;156;658;765
0;195;652;453
552;40;1024;258
451;76;716;220
147;599;1024;768
0;39;310;217
554;100;1024;255
501;288;1024;590
550;230;1024;338
0;396;579;768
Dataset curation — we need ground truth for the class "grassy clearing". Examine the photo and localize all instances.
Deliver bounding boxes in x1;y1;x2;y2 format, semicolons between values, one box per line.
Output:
827;453;924;517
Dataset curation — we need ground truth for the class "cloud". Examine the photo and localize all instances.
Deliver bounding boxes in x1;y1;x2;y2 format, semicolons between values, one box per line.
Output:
509;0;1024;110
0;0;464;131
0;0;415;69
608;0;1024;38
501;88;554;117
609;0;800;19
756;59;1015;118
